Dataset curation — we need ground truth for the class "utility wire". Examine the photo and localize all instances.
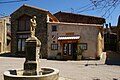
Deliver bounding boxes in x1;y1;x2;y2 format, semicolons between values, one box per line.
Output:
105;1;120;19
76;4;95;13
88;0;120;18
74;3;92;12
0;0;28;17
0;0;28;4
0;13;5;17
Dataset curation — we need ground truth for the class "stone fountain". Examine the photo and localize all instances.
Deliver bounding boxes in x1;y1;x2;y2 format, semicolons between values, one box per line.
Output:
3;16;59;80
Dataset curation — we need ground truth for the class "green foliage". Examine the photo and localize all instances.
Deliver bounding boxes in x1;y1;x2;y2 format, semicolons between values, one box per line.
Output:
77;47;84;55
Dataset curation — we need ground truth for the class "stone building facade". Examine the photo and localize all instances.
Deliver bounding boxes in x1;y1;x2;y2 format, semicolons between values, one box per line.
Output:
10;4;58;58
47;22;104;60
11;4;105;60
0;16;11;53
104;24;117;51
117;16;120;51
47;11;105;60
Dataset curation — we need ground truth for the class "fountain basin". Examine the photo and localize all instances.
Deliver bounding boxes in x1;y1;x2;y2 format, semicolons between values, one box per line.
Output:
4;67;59;80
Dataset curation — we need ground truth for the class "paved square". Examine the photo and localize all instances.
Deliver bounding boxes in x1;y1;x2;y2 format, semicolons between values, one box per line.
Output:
0;57;120;80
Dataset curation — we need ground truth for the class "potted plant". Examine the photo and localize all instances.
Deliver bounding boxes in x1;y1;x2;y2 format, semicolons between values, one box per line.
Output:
56;52;61;60
77;47;84;60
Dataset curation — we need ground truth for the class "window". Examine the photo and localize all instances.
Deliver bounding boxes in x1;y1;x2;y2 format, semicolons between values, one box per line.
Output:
18;15;31;31
79;43;87;50
6;23;11;33
51;44;58;50
18;38;26;51
63;44;67;55
53;41;55;43
52;25;57;31
17;34;30;52
68;43;72;56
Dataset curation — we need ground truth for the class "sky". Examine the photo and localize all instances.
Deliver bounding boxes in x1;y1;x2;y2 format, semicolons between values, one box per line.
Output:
0;0;120;26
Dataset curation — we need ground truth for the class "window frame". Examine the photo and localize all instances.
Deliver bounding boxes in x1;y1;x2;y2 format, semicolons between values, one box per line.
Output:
51;44;58;50
68;43;72;56
52;25;57;31
79;43;87;50
63;43;67;55
17;34;30;52
17;15;31;31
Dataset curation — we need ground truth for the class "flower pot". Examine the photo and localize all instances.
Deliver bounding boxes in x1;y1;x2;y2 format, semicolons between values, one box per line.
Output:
77;55;82;60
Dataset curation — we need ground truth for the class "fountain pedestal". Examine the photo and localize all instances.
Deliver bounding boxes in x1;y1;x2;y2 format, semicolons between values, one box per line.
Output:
3;16;60;80
23;36;41;75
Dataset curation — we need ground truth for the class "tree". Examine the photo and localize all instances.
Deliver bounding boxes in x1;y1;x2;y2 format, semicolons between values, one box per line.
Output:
90;0;120;18
75;0;120;19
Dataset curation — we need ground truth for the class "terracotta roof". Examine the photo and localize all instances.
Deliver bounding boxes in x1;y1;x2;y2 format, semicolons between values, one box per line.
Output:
47;12;59;22
54;11;105;24
10;4;59;22
11;4;48;16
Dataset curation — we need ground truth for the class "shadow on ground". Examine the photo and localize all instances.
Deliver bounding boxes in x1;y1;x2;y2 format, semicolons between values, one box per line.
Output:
105;51;120;66
0;53;25;58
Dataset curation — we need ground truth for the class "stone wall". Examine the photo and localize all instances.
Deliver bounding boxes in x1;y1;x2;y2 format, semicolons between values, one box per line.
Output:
11;5;47;58
0;17;11;53
47;22;104;59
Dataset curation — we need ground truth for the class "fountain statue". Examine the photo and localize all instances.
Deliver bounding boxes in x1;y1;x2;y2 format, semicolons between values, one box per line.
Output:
3;16;59;80
30;16;37;37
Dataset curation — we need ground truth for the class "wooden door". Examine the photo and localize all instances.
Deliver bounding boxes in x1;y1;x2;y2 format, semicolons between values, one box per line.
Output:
63;43;77;60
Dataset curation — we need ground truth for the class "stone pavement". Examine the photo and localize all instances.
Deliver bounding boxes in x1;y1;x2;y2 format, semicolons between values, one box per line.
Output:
0;53;120;80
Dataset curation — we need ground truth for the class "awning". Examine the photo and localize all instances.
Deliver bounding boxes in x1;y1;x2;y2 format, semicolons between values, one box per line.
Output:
58;36;80;40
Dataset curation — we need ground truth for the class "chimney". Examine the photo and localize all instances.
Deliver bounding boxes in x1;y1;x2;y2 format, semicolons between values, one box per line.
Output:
117;15;120;26
106;24;108;29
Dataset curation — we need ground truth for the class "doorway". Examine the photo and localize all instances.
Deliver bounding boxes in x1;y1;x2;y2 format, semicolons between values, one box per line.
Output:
63;43;77;60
